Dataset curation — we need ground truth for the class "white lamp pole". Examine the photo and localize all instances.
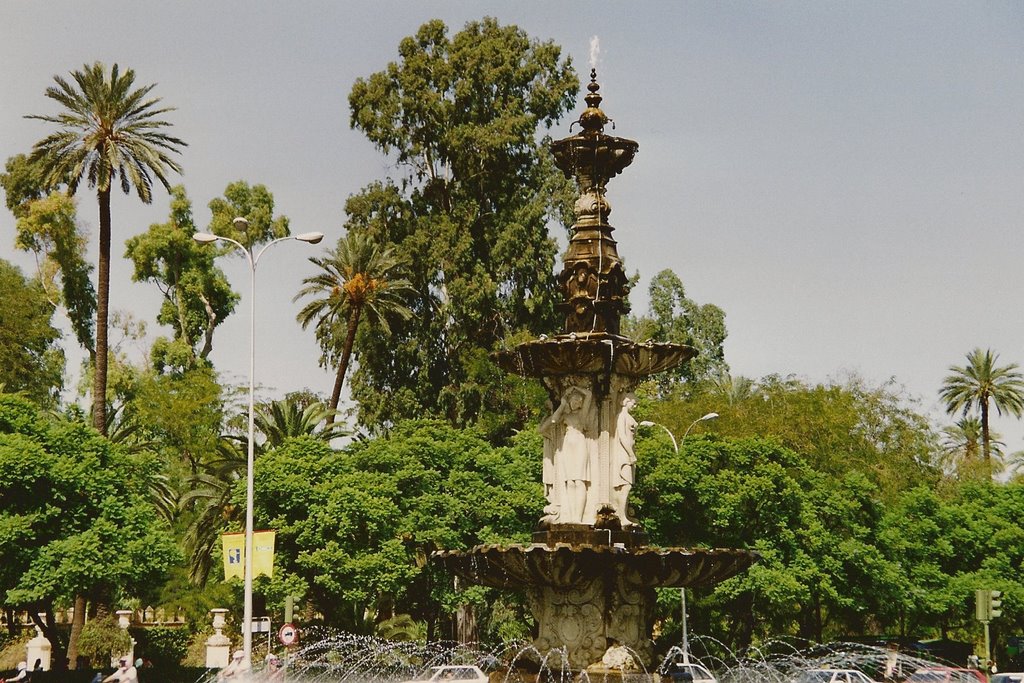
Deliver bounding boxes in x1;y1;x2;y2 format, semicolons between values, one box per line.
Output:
638;411;718;663
194;218;323;666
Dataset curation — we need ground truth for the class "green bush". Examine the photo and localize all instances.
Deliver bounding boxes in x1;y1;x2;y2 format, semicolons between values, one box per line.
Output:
77;616;131;667
131;626;191;668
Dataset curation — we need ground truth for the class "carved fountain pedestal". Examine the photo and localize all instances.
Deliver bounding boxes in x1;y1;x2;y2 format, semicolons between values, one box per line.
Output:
436;71;757;672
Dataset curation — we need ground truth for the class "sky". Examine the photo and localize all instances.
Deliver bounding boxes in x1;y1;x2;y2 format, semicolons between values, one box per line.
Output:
2;1;1023;448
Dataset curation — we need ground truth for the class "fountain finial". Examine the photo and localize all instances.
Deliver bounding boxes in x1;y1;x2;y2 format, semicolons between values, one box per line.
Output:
579;69;608;133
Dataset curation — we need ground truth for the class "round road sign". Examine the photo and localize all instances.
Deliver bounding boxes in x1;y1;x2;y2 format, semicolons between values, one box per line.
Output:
278;623;298;646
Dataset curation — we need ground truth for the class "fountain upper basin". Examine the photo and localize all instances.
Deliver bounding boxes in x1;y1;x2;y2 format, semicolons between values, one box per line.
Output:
493;333;696;379
435;543;758;590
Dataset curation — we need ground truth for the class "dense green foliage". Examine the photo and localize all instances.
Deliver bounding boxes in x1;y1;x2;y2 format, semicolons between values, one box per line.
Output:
0;394;179;663
343;18;578;435
0;259;64;405
0;155;96;353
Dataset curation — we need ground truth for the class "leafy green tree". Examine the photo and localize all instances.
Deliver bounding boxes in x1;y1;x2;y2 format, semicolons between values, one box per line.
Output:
940;348;1024;471
124;185;239;371
1;154;96;352
645;374;939;501
207;180;289;250
295;232;414;415
625;269;728;393
0;393;179;667
0;259;64;405
26;61;186;437
344;18;578;433
251;421;543;639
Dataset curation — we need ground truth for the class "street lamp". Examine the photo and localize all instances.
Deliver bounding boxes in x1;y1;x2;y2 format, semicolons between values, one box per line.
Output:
194;217;323;666
638;411;718;664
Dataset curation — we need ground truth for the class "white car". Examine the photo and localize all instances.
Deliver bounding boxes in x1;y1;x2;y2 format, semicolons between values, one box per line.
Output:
793;669;876;683
665;661;718;683
400;665;489;683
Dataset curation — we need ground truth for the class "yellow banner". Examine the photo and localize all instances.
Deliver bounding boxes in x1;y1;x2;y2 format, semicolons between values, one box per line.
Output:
222;531;275;580
253;530;275;578
222;533;245;580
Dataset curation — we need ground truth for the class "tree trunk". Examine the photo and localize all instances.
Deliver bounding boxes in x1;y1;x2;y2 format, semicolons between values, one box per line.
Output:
981;396;991;477
328;306;362;420
66;595;86;670
31;606;66;671
93;188;111;436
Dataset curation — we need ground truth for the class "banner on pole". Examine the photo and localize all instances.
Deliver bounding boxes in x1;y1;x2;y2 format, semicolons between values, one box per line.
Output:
253;530;275;578
222;533;245;580
222;531;276;579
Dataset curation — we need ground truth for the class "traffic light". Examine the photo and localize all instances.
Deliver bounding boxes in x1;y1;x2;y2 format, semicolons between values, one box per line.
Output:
976;589;1004;622
977;589;991;621
989;590;1003;619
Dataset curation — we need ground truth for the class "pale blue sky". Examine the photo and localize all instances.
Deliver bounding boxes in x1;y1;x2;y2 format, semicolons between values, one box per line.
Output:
2;2;1023;445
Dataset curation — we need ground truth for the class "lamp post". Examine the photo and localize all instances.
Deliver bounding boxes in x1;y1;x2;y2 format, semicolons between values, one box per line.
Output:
638;411;718;663
194;218;323;666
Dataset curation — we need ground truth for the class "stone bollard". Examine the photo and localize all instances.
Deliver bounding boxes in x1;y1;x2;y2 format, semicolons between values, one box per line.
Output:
25;614;51;671
205;609;232;668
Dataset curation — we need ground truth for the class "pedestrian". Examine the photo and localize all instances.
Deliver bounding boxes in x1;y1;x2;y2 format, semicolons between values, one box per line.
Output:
102;657;138;682
3;662;27;682
265;654;285;681
218;650;250;680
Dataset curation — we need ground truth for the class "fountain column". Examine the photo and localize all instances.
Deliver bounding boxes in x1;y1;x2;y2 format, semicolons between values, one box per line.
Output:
437;71;757;672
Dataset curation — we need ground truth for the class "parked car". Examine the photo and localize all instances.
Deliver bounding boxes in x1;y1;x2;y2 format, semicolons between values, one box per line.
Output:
664;661;717;683
792;669;876;683
906;667;987;683
400;665;489;683
991;674;1024;683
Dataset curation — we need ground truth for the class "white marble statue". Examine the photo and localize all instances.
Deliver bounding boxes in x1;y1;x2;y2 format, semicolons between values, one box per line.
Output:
538;400;562;523
546;384;597;524
611;392;638;526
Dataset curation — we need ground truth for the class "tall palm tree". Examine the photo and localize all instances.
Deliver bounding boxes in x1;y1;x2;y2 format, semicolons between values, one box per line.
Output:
294;232;415;415
28;62;186;436
940;348;1024;469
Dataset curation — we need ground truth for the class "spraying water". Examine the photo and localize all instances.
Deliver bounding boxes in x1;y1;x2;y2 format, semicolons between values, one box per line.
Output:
589;36;600;71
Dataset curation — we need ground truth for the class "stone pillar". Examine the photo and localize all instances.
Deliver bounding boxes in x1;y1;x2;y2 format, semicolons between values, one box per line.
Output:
115;610;136;666
205;609;231;668
25;614;51;671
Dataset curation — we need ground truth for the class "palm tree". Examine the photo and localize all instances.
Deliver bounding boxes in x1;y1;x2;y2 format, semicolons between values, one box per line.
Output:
28;62;185;436
181;437;245;584
939;416;1005;478
939;348;1024;469
294;232;415;415
254;396;347;450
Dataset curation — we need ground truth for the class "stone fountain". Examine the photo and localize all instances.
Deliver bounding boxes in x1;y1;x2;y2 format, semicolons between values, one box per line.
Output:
435;71;757;672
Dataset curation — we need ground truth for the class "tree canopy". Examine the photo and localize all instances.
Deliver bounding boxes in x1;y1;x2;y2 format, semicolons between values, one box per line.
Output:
0;393;178;663
0;259;64;405
343;18;578;435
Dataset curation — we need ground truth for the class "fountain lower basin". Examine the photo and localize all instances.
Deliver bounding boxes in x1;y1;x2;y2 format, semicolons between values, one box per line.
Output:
436;541;757;670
